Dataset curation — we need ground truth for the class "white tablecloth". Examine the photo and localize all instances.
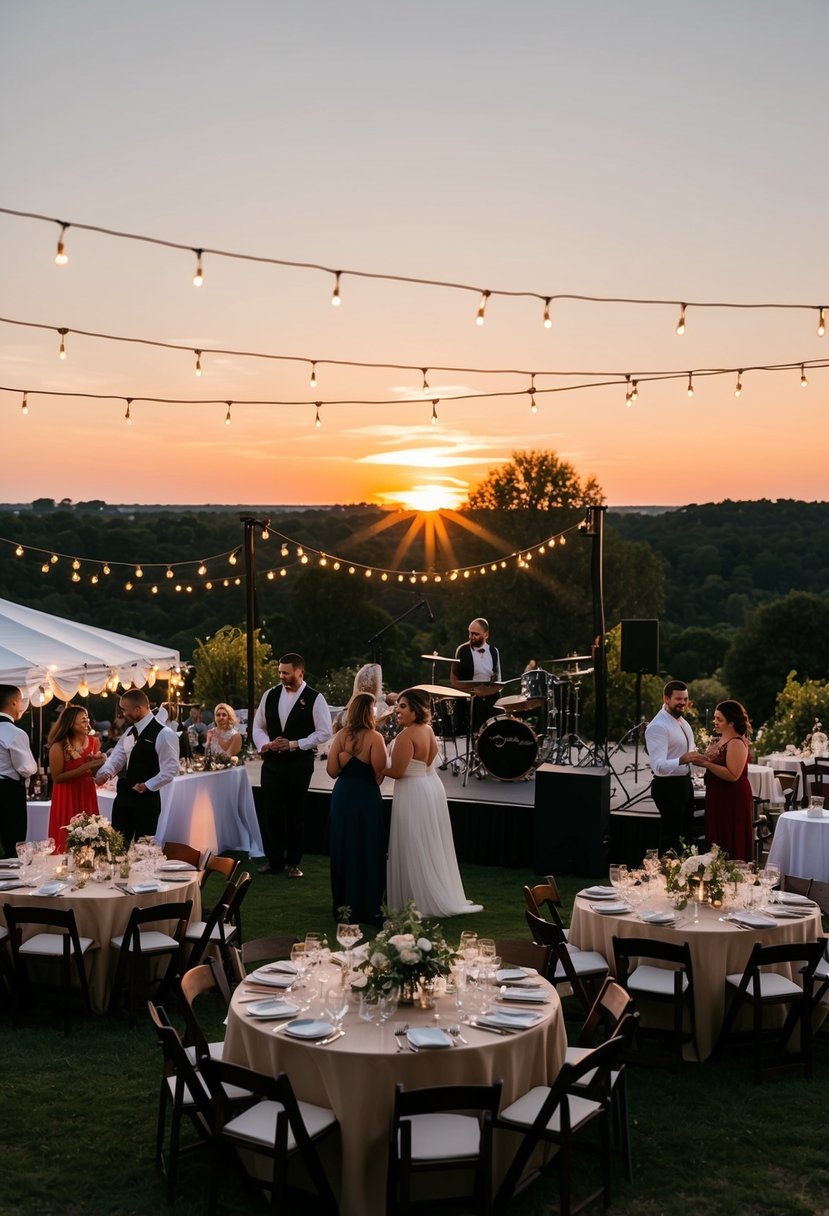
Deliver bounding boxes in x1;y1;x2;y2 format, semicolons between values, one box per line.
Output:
27;767;263;856
747;764;783;804
767;810;829;883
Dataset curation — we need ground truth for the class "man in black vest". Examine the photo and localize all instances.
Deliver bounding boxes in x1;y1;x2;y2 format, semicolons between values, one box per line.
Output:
252;653;332;879
95;688;180;845
450;617;504;733
0;684;38;857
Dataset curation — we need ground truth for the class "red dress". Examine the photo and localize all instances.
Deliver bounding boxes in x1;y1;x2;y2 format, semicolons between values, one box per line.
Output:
703;738;754;861
48;737;100;844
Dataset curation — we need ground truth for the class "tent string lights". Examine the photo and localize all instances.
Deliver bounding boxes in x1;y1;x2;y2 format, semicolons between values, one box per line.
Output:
2;205;826;334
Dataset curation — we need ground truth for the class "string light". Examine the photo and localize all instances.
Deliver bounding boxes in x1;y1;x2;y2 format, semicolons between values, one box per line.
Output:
818;308;826;337
41;563;49;573
228;549;239;566
54;223;69;265
624;374;633;405
309;362;317;389
543;298;552;329
260;527;269;540
192;249;204;287
21;392;28;415
71;558;80;570
197;563;207;576
630;380;639;402
421;369;430;395
430;398;439;425
134;566;143;578
475;290;490;326
124;398;132;424
735;370;743;398
315;402;321;428
50;554;58;564
800;364;808;388
14;544;23;557
224;402;232;426
102;563;110;575
71;571;80;583
331;272;342;307
58;328;67;359
676;303;686;335
91;574;98;585
529;373;538;414
686;372;694;398
194;350;202;377
166;567;174;579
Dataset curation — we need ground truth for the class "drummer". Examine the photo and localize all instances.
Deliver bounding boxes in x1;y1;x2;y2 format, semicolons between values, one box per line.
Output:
450;617;503;732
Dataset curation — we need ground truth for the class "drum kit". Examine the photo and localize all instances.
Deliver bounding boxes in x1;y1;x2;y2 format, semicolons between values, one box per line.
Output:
413;650;595;784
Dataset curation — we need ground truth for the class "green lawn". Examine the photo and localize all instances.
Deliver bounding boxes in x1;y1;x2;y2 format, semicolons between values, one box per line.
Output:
2;857;829;1215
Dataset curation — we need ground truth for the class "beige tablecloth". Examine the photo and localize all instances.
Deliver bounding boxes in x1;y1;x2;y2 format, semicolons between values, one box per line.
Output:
569;893;821;1061
224;969;565;1216
0;873;201;1012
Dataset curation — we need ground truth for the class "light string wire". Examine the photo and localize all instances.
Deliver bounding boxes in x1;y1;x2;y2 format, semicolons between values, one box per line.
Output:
1;206;826;326
1;520;582;588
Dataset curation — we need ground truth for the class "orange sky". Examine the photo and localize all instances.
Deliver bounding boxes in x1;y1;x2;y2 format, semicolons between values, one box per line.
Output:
1;3;828;509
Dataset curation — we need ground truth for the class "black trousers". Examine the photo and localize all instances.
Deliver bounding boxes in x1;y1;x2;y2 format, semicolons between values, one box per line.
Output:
651;774;695;855
0;777;27;857
112;782;162;846
259;754;315;869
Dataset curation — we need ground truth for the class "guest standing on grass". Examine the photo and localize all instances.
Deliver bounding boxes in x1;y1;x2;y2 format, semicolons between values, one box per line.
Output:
645;680;697;855
0;684;37;857
327;692;387;923
689;700;755;861
252;653;331;880
47;704;105;842
94;688;180;845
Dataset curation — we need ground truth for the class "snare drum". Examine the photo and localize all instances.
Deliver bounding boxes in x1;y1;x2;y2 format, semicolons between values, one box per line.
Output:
521;668;550;710
433;696;464;738
474;716;539;781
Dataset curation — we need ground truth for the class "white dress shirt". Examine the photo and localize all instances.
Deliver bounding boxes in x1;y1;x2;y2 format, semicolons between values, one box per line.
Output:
97;711;180;791
0;713;38;782
470;644;501;683
252;682;332;753
645;706;695;777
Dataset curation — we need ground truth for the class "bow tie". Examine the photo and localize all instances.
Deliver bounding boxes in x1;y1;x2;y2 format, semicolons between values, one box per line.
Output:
127;726;138;739
474;647;485;653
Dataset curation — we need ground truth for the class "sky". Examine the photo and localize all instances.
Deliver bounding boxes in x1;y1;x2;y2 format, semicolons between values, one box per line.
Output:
1;1;827;509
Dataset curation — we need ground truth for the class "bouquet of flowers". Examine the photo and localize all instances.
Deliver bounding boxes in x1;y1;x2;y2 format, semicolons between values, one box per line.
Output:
203;750;239;770
661;841;742;908
64;813;125;866
352;900;454;994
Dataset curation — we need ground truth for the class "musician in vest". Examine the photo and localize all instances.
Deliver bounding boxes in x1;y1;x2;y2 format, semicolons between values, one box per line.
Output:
252;653;332;879
95;688;180;845
450;617;503;733
0;684;38;858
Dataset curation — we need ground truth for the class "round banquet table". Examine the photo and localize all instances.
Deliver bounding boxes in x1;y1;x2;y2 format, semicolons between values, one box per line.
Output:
224;967;565;1216
569;891;822;1061
0;872;201;1013
767;810;829;884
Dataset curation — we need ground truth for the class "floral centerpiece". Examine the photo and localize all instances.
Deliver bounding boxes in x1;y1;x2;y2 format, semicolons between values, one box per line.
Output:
351;900;453;997
203;750;239;771
64;812;125;868
661;841;743;909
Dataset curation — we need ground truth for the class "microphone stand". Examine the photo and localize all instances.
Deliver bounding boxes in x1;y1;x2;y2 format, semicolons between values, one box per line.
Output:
367;599;432;665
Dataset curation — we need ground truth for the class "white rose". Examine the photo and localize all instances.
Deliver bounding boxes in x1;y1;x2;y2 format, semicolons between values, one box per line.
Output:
417;938;432;953
351;973;368;989
388;933;415;948
370;952;386;969
399;948;421;965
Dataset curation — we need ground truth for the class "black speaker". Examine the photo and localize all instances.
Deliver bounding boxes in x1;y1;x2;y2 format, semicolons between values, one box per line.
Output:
533;764;610;876
620;618;660;674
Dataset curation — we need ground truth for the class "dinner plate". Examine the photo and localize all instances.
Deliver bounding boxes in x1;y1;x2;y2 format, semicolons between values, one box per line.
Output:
157;860;196;872
154;873;193;883
246;999;298;1020
495;966;538;984
284;1019;335;1040
777;892;815;906
640;911;677;926
767;907;811;919
477;1009;541;1030
0;879;27;891
590;902;631;915
407;1027;452;1049
247;968;293;988
728;912;777;929
498;986;549;1003
581;886;618;899
125;881;162;894
34;881;69;897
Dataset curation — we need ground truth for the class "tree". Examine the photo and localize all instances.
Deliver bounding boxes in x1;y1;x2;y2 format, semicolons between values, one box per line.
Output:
756;674;829;754
467;450;604;513
722;592;829;724
191;626;279;709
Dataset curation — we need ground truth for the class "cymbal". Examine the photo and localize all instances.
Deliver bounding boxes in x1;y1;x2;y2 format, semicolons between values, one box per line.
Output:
559;666;594;679
420;653;457;663
470;682;505;697
548;654;592;664
412;683;471;699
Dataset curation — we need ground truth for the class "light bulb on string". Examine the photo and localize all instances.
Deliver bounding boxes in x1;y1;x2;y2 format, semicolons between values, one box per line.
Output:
124;398;132;425
194;350;202;377
41;563;49;573
135;566;143;579
529;373;538;414
687;372;695;398
225;402;232;426
630;380;639;402
818;308;826;337
734;370;743;398
800;364;808;388
14;544;23;557
102;563;110;575
228;549;239;566
50;554;58;564
475;290;490;325
91;574;98;585
624;374;633;405
315;402;321;428
309;362;317;389
197;563;207;576
71;570;81;582
331;272;342;306
55;223;69;265
431;399;439;425
58;328;68;359
192;249;204;287
166;567;174;579
676;303;686;335
260;527;269;540
421;369;430;395
72;558;81;570
21;392;28;415
543;297;552;329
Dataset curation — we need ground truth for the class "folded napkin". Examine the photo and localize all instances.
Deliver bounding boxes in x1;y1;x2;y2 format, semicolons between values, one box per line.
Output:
495;966;538;984
777;892;816;906
640;910;676;925
590;901;631;915
499;986;550;1003
477;1009;541;1030
0;879;27;891
246;967;293;988
246;998;298;1019
768;907;811;919
155;873;193;883
407;1027;452;1049
157;860;197;871
34;881;69;897
125;881;161;894
728;912;777;929
581;885;617;898
259;960;298;975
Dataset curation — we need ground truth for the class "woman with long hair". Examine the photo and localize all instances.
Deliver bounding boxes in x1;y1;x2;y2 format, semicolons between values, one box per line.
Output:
690;699;755;860
205;702;243;759
386;688;482;917
326;691;388;923
47;704;106;842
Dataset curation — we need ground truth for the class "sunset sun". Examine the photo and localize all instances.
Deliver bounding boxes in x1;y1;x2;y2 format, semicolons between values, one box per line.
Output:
389;484;467;512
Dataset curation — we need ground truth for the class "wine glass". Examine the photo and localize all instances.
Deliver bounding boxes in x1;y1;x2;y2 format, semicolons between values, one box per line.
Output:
336;922;362;975
377;988;399;1039
478;938;496;960
358;991;381;1029
324;986;349;1034
44;836;55;856
459;930;479;964
609;863;627;895
290;942;309;994
305;932;323;970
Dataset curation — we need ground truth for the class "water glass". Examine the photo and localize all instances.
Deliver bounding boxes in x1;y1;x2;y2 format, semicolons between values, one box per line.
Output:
478;938;496;960
324;988;349;1031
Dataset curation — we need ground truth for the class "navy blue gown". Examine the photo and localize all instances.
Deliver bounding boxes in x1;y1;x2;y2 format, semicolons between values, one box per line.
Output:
329;756;385;923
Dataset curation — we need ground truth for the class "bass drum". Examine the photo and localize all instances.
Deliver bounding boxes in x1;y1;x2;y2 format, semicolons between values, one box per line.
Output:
475;716;539;781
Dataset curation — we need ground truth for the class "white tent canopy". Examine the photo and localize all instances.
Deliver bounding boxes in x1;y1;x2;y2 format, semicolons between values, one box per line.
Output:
0;597;181;704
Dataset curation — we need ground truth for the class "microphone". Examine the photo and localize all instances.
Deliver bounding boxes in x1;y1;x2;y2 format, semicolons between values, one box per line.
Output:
422;598;435;623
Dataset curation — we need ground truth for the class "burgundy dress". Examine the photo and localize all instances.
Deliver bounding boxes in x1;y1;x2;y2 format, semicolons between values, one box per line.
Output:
703;738;754;861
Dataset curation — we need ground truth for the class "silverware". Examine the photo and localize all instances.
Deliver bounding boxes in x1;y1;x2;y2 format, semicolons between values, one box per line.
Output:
473;1024;511;1036
315;1029;345;1046
449;1024;468;1045
393;1022;410;1052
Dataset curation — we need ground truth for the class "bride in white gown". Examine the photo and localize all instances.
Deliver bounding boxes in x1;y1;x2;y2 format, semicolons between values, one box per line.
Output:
386;688;482;917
